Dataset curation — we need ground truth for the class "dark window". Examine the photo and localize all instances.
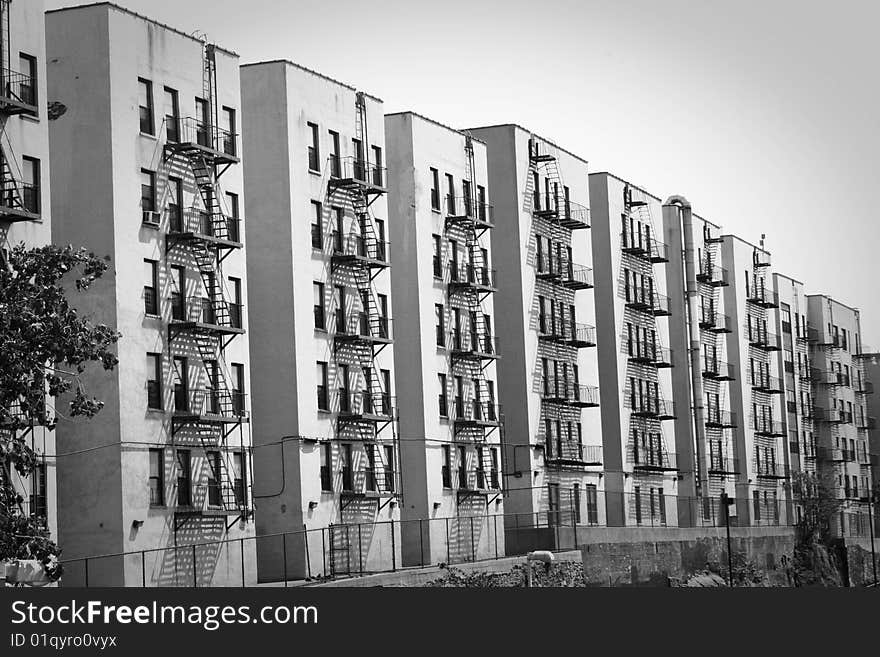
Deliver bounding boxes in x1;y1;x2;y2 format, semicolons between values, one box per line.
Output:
164;87;179;142
168;177;183;231
458;446;468;489
229;276;243;329
232;363;245;415
445;174;455;213
329;130;341;178
226;192;240;242
176;449;191;507
138;78;154;134
173;357;188;411
384;445;395;492
149;449;164;506
438;373;448;417
22;156;40;214
320;443;332;491
146;352;162;410
207;451;222;506
435;304;445;346
634;486;642;524
308;122;320;171
29;463;47;517
442;445;452;488
341;444;353;491
233;452;246;506
195;98;210;146
311;200;323;249
221;106;236;156
317;361;329;411
171;266;185;321
314;282;325;330
432;234;442;278
144;259;158;315
141;169;156;213
371;145;383;186
18;53;37;111
586;484;599;524
430;168;440;210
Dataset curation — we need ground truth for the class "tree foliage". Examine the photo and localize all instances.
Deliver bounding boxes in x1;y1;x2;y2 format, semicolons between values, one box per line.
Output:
0;243;120;579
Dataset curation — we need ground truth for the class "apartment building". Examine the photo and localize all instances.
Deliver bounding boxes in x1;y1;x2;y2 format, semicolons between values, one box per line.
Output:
385;112;504;566
469;125;601;551
47;4;254;586
0;0;55;541
772;274;814;521
714;236;787;526
242;61;399;580
589;174;679;528
806;295;872;537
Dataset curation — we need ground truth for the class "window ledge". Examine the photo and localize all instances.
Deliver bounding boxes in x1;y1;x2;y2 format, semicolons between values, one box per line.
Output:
139;132;158;141
309;168;322;176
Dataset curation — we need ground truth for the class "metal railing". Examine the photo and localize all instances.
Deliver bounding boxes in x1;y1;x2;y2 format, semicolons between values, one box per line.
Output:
332;232;389;264
331;157;386;189
703;356;735;380
620;230;669;262
173;388;248;418
169;117;237;158
0;68;36;108
448;262;496;289
449;331;500;359
444;195;493;226
705;409;737;428
452;400;502;425
337;391;394;419
748;371;783;393
699;309;732;332
540;379;601;407
169;208;241;243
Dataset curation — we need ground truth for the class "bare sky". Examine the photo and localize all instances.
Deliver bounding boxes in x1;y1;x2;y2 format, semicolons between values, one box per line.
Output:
46;0;880;340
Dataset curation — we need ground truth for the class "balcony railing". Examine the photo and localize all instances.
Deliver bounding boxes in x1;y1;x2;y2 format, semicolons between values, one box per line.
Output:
856;416;876;431
702;357;735;381
699;309;732;333
448;263;497;292
813;408;849;424
748;372;783;394
708;454;740;475
624;289;671;316
754;461;789;480
331;232;389;267
811;369;846;386
854;380;874;395
748;329;781;351
532;192;590;229
449;331;500;361
628;396;676;420
705;409;737;428
170;296;244;333
538;317;597;348
628;341;673;368
328;157;386;192
540;379;600;408
452;400;502;426
752;419;785;437
168;208;241;244
337;391;394;420
536;256;594;290
173;388;248;420
0;173;40;222
633;449;678;472
620;229;669;263
696;263;729;287
0;68;38;115
455;468;501;491
165;117;238;163
545;442;602;467
746;287;779;309
853;344;875;359
334;312;392;344
444;195;493;228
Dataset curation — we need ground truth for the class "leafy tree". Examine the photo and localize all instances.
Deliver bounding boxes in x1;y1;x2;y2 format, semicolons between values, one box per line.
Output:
790;469;845;586
0;243;120;580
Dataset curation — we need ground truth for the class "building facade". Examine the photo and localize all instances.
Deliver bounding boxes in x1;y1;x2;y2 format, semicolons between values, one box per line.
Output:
47;4;254;586
589;174;678;528
242;61;399;581
0;0;55;542
470;125;601;552
385;112;504;566
806;295;872;537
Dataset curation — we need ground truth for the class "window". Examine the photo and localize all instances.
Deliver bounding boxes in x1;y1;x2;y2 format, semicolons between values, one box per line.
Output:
168;176;183;231
171;266;185;321
229;276;243;329
163;87;179;142
22;156;40;214
442;445;452;488
232;452;246;505
340;444;353;491
314;282;326;330
432;235;442;278
338;364;350;413
176;449;191;506
221;106;236;156
29;462;47;517
445;174;455;213
780;303;792;334
148;449;164;506
634;486;642;524
329;130;341;178
195;97;210;146
18;53;37;110
317;362;329;411
173;357;188;411
320;443;333;491
146;352;162;410
138;78;154;135
141;169;156;215
143;259;158;315
226;192;240;242
438;373;448;417
430;168;440;210
307;122;320;171
384;445;395;492
435;304;445;347
311;201;323;249
207;451;222;506
232;363;245;415
458;446;468;489
371;145;383;186
586;484;599;524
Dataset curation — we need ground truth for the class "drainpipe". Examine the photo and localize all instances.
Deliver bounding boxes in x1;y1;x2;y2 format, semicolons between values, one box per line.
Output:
663;196;709;504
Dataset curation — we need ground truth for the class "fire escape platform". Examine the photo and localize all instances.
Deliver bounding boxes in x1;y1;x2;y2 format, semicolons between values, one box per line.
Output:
164;141;239;167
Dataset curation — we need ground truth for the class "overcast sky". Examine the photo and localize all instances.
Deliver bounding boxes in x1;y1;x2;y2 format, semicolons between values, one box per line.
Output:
46;0;880;341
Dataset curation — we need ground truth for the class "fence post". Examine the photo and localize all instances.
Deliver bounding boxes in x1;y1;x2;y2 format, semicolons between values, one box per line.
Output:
470;516;476;563
494;514;499;559
192;544;197;588
304;524;311;579
358;522;364;576
84;559;89;588
446;517;451;564
391;518;396;572
282;533;288;587
419;518;425;567
241;538;245;588
141;552;146;588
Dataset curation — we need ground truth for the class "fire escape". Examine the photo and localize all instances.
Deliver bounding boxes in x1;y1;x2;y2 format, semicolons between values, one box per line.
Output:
445;135;502;504
529;138;600;477
328;92;398;512
619;184;675;489
745;250;787;505
0;0;40;223
162;44;249;530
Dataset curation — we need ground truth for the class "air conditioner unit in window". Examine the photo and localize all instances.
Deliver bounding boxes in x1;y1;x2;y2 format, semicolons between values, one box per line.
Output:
142;210;161;226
